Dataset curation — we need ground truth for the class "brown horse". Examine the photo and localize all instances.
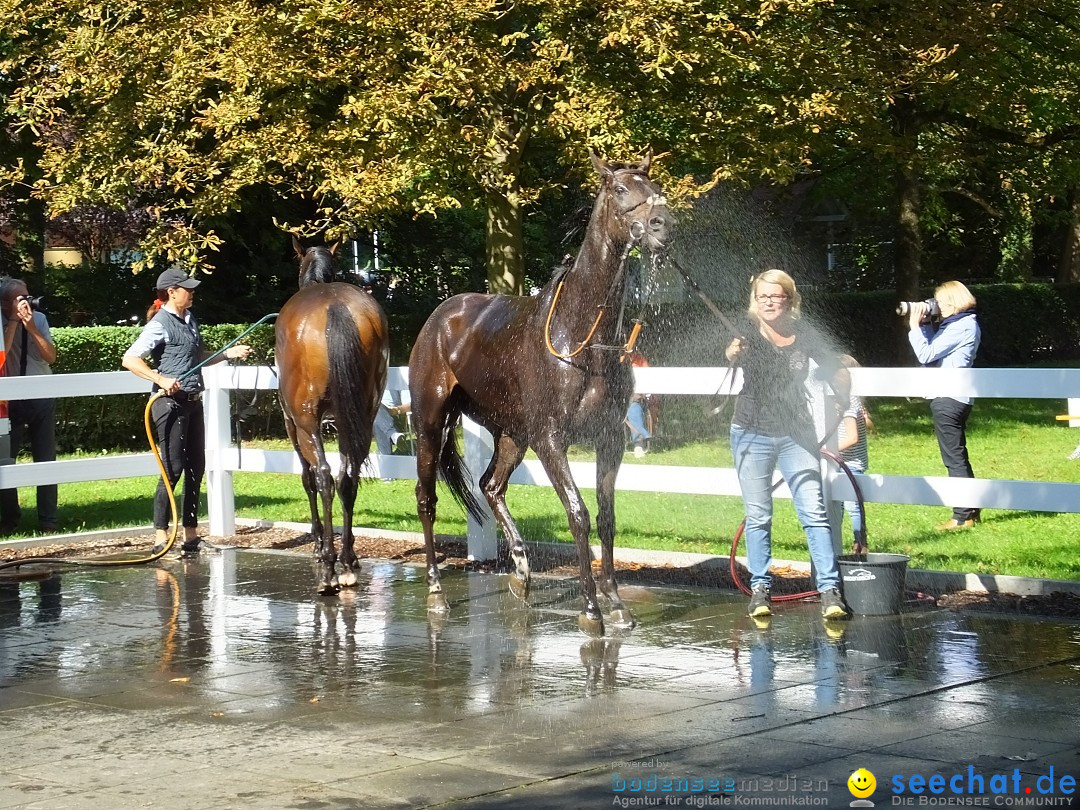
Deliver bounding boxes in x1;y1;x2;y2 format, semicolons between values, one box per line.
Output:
275;238;389;594
408;152;670;635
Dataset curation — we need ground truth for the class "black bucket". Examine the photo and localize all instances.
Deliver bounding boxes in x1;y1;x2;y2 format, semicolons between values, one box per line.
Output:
838;553;909;615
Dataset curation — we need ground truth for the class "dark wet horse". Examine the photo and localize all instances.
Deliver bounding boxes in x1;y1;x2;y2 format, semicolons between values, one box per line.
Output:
275;238;389;594
409;152;670;635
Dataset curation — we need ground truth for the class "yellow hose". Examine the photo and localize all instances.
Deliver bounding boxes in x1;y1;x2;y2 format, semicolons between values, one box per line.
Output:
0;390;179;570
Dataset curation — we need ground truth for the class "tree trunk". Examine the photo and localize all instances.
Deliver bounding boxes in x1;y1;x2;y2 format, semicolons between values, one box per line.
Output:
895;162;922;301
485;189;525;295
1057;187;1080;284
998;194;1033;281
16;196;47;277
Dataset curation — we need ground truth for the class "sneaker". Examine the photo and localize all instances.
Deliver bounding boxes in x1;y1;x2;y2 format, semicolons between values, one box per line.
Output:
747;586;772;617
820;588;851;620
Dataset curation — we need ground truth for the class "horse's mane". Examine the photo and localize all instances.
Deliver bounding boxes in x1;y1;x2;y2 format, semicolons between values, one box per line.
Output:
299;247;337;286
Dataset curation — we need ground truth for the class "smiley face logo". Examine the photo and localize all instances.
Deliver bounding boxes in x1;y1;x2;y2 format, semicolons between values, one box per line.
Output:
848;768;876;798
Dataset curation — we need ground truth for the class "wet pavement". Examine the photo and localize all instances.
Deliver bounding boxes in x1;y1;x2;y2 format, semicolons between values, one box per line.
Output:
1;549;1078;809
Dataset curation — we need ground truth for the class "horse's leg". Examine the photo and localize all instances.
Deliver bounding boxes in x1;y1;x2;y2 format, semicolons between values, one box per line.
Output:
286;417;323;543
336;458;360;588
532;436;604;637
311;438;339;595
479;433;530;599
595;424;635;628
414;417;447;612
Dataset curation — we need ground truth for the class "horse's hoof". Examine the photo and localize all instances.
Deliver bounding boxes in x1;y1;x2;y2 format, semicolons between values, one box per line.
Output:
578;612;605;638
338;568;359;588
508;573;530;601
609;609;636;628
427;592;450;613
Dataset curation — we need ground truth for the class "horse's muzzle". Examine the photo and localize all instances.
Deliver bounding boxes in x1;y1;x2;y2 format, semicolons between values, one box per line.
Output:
645;212;671;250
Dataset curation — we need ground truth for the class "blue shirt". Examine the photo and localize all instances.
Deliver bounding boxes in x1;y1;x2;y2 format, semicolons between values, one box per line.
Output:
907;310;980;404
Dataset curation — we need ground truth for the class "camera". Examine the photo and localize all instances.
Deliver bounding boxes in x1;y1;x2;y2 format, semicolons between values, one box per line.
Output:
896;298;940;319
18;294;44;311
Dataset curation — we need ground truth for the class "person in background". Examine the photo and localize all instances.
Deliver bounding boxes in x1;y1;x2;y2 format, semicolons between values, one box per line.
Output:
0;278;58;534
373;389;409;457
835;354;872;555
725;269;851;621
624;350;656;458
906;280;981;531
121;267;252;555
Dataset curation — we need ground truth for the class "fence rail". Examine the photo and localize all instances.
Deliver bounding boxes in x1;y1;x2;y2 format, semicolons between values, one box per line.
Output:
1;365;1078;561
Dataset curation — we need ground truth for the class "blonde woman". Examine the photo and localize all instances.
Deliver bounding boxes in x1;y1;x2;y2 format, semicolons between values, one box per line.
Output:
725;270;851;620
906;280;981;530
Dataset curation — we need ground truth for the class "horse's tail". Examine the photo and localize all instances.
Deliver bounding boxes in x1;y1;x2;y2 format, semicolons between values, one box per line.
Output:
326;303;375;473
437;419;486;525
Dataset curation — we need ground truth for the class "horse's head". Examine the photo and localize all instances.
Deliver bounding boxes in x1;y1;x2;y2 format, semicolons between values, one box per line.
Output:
590;149;670;252
293;235;339;287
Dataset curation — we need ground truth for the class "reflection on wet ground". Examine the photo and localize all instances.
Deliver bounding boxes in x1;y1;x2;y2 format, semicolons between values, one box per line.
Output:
0;549;1077;809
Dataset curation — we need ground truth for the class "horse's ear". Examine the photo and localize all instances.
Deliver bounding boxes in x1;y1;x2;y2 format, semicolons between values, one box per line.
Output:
638;147;653;174
292;235;305;259
589;148;614;179
327;241;340;256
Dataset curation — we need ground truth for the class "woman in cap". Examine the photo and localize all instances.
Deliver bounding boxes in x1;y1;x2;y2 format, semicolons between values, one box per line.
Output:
122;267;251;554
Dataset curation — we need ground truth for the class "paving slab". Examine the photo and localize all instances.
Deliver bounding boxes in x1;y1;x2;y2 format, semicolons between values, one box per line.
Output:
0;549;1077;809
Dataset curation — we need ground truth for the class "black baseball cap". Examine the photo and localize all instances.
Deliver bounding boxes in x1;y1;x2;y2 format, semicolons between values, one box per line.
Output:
156;267;201;291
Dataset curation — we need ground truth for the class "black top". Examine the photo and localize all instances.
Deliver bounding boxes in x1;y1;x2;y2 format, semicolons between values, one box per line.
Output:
731;319;838;440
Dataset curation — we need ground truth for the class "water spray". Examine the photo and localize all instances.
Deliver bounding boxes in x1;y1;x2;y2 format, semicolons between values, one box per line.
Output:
0;312;278;578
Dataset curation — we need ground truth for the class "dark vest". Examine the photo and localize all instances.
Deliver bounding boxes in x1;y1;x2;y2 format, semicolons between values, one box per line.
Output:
150;309;203;394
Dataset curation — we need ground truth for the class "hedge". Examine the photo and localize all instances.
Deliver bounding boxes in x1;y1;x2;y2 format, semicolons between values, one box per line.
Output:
48;323;278;453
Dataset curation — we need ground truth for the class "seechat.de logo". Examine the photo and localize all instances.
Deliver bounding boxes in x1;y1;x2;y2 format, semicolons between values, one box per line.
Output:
848;767;876;807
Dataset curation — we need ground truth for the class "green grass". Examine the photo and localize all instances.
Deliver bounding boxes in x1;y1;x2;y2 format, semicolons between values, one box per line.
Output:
5;397;1080;581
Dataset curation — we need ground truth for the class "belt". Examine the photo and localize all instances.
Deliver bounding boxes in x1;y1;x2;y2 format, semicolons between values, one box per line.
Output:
171;390;203;403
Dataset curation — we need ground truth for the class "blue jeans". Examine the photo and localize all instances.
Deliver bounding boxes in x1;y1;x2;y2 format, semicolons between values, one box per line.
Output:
730;425;840;592
625;401;652;445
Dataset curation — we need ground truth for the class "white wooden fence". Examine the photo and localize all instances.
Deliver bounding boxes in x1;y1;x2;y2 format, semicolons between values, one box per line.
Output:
0;365;1078;561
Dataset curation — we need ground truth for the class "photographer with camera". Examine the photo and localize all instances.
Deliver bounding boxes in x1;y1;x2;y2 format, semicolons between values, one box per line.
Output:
0;278;58;534
904;280;982;531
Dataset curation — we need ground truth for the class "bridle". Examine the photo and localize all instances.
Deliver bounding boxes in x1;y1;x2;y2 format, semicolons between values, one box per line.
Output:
544;174;667;361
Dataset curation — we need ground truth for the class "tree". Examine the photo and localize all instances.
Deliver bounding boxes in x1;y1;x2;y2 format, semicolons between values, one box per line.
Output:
759;0;1080;296
0;0;793;294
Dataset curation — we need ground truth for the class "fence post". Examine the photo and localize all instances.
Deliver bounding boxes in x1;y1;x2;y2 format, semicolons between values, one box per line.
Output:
0;325;10;506
461;416;497;561
203;366;236;538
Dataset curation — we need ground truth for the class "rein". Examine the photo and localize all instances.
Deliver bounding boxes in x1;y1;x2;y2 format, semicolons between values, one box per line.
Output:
543;188;666;362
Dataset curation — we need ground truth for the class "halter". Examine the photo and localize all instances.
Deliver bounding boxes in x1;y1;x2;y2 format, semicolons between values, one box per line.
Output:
543;182;667;361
